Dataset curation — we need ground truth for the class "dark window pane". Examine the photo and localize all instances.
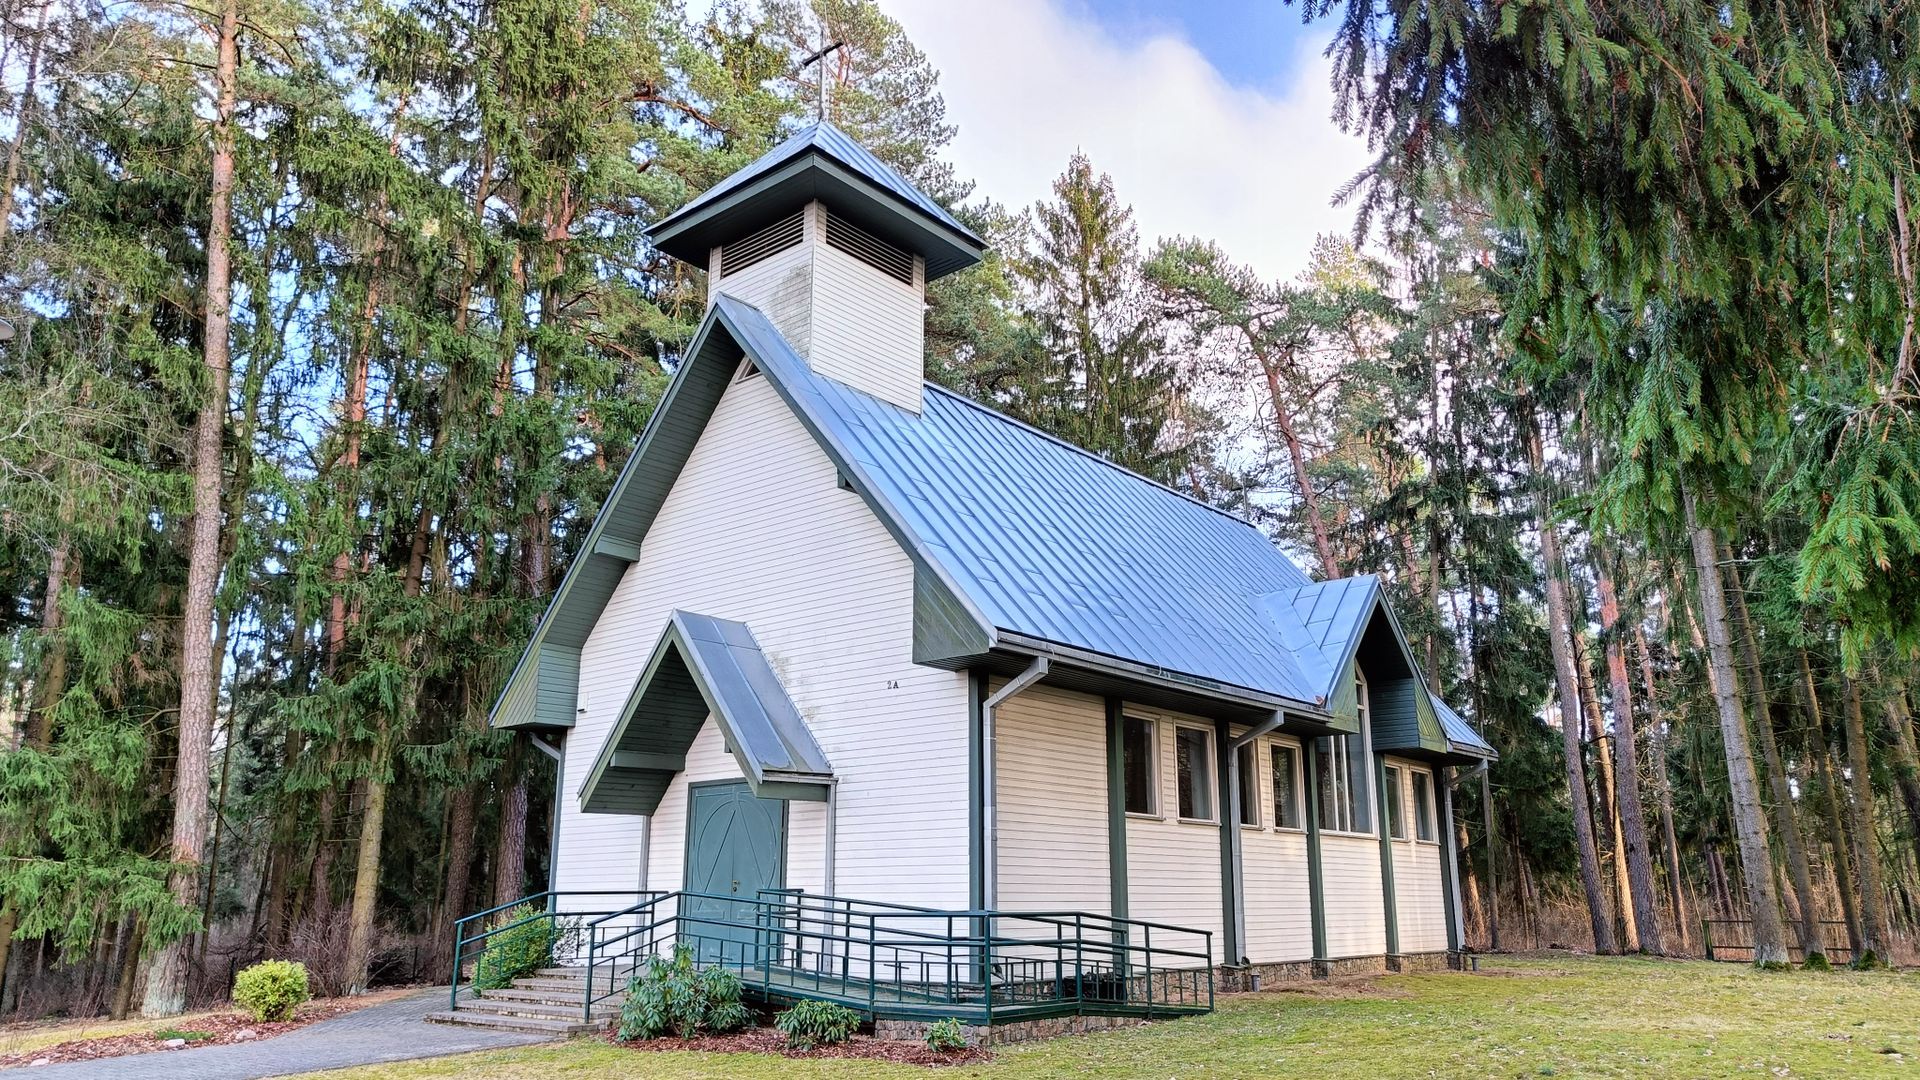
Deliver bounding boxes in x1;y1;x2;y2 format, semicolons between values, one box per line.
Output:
1236;742;1258;825
1414;772;1436;841
1122;717;1155;815
1271;745;1300;829
1176;727;1213;820
1315;737;1338;830
1385;766;1407;840
1345;733;1372;834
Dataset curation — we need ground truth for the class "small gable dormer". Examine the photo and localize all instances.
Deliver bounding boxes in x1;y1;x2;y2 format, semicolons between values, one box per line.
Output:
646;122;984;414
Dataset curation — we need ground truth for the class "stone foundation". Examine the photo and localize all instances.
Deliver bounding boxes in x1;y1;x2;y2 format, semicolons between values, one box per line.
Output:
1213;959;1316;992
874;1013;1145;1047
1311;954;1390;979
1390;951;1453;973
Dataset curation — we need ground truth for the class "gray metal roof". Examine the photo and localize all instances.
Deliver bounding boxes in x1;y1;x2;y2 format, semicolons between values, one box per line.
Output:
578;610;832;815
1430;693;1497;760
646;121;985;279
495;294;1494;762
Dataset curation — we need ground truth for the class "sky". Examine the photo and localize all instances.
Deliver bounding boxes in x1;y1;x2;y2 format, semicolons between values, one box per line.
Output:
883;0;1372;284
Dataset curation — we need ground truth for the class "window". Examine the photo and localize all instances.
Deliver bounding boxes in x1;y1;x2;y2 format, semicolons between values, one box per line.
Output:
1235;741;1259;826
1122;716;1157;816
1175;726;1215;821
1412;770;1437;842
1385;765;1408;840
1315;732;1373;834
1270;743;1302;830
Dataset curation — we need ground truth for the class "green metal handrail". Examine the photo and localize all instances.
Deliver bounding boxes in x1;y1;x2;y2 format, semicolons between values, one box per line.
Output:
563;888;1214;1025
448;890;654;1012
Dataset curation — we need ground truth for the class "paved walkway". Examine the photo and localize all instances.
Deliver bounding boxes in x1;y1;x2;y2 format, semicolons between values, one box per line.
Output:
13;989;554;1079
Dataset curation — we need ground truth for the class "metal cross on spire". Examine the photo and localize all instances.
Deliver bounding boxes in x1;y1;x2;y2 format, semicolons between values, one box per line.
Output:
797;25;847;122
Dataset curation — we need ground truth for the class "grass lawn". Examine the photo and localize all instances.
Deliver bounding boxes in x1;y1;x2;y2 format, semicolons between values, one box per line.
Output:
294;955;1917;1079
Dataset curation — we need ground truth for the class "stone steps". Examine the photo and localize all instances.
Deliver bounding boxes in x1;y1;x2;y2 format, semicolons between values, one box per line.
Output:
460;996;618;1022
425;966;619;1035
423;1010;607;1035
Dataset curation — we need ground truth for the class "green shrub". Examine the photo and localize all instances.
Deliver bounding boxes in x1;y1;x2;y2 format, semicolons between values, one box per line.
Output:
153;1029;213;1043
617;945;752;1041
775;1000;861;1050
471;906;570;992
924;1017;967;1053
1802;951;1832;972
232;960;310;1022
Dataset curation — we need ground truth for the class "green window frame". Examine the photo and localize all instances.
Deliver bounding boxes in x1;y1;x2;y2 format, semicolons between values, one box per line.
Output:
1385;764;1408;841
1121;715;1158;816
1235;741;1259;827
1412;769;1437;842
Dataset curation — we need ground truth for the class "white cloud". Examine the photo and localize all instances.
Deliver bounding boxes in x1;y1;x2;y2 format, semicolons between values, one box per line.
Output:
886;0;1372;283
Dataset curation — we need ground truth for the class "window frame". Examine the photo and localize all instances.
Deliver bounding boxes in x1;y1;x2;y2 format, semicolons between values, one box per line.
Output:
1384;763;1409;841
1269;739;1304;832
1172;723;1218;824
1410;767;1438;843
1120;714;1161;819
1234;739;1260;828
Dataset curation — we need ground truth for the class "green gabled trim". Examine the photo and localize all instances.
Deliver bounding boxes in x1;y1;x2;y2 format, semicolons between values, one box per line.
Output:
1104;697;1129;921
1377;758;1400;959
1216;719;1241;966
968;669;988;912
1304;738;1329;963
913;569;994;664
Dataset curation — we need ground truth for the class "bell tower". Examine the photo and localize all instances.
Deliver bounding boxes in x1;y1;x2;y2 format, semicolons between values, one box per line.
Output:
646;123;984;413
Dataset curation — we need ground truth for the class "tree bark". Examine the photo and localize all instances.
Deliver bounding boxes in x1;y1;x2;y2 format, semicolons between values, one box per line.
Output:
1577;639;1635;949
1682;489;1788;966
1718;537;1822;959
1880;682;1920;874
1594;562;1664;953
1841;677;1893;963
493;742;529;908
342;767;389;995
436;785;477;977
1797;654;1862;957
1524;411;1615;953
144;0;239;1016
110;917;146;1021
1632;620;1689;950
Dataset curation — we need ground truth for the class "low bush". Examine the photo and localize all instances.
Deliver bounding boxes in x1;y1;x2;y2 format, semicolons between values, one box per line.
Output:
471;906;566;992
231;960;311;1023
775;999;861;1050
924;1016;967;1053
618;945;752;1040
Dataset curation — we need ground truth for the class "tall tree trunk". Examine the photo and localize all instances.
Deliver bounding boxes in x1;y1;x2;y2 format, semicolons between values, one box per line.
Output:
1682;489;1787;966
1632;620;1689;950
1841;677;1894;963
0;0;49;245
1524;411;1615;953
109;917;146;1021
144;0;239;1016
342;764;389;995
1594;562;1664;953
494;741;529;908
1718;537;1822;959
436;785;477;976
1797;652;1862;957
1256;356;1340;578
1577;640;1635;949
1880;682;1920;874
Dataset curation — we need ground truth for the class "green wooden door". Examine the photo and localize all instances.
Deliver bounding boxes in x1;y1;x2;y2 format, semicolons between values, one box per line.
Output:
684;781;785;967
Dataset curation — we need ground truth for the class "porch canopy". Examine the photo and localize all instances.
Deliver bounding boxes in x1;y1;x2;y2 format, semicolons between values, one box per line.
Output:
579;610;833;815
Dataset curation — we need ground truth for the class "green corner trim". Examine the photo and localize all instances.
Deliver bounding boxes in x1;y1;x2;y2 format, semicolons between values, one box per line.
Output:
1216;720;1241;966
1376;759;1400;958
1105;697;1129;921
1304;739;1328;961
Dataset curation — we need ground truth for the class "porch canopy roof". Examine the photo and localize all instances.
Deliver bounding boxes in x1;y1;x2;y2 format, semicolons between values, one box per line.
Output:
579;610;833;815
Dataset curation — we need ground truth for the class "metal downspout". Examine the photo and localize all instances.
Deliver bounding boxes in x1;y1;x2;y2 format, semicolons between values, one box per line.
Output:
983;657;1050;910
825;776;839;896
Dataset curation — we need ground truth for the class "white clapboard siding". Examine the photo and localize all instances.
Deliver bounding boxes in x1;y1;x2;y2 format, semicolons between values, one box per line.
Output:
1321;834;1386;958
1394;840;1448;953
555;372;972;912
994;681;1110;915
709;233;815;356
808;237;925;413
1124;709;1224;955
1241;734;1312;964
